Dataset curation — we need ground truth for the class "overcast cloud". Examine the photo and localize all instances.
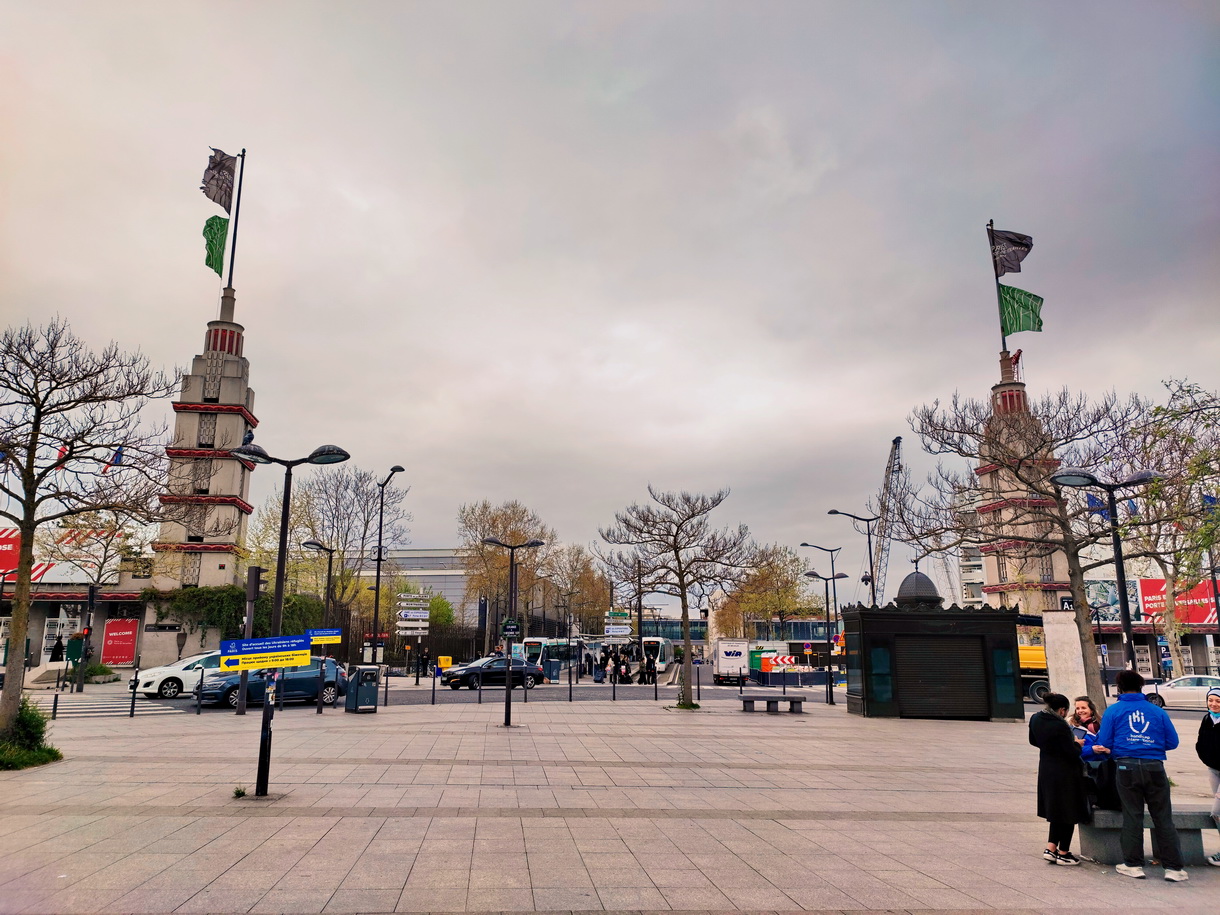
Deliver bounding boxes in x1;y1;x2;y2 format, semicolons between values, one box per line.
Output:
2;1;1218;603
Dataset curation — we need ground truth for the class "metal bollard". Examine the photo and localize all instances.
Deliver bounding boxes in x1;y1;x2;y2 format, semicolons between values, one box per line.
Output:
52;693;58;720
129;661;140;718
523;673;528;703
783;677;787;695
431;669;436;705
383;668;389;707
696;664;700;702
478;674;482;703
196;666;204;715
317;658;325;715
612;670;616;702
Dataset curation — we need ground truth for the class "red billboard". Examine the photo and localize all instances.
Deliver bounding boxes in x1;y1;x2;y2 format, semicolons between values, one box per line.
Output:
1137;579;1220;625
100;618;140;666
0;530;19;577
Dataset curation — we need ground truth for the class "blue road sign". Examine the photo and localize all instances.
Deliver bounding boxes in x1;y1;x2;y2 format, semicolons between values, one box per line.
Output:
220;634;311;671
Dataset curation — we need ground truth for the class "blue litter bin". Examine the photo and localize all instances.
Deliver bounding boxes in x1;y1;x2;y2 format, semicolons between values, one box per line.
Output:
345;665;380;713
543;659;561;682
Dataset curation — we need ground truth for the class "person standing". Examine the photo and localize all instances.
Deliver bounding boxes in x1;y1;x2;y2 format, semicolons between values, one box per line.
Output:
1028;692;1088;865
1196;686;1220;867
1093;669;1187;881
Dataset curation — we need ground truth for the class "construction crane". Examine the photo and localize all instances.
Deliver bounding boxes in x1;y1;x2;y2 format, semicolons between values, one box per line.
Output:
872;436;903;604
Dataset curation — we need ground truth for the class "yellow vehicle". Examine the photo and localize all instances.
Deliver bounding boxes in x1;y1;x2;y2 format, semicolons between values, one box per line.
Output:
1019;644;1050;701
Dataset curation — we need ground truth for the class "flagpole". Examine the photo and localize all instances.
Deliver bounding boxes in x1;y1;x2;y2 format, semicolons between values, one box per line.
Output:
986;219;1007;352
226;149;247;289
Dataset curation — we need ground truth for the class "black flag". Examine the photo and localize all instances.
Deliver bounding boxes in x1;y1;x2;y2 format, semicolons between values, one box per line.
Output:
990;229;1033;276
201;148;237;214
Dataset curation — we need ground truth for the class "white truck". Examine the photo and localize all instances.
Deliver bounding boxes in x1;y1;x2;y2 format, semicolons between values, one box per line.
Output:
712;638;750;685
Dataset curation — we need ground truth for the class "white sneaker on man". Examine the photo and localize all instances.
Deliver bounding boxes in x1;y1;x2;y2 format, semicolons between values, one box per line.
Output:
1207;851;1220;867
1115;863;1145;878
1163;868;1189;882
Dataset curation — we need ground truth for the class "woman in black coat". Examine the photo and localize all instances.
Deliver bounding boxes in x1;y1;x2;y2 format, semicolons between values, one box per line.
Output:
1198;686;1220;866
1028;692;1088;865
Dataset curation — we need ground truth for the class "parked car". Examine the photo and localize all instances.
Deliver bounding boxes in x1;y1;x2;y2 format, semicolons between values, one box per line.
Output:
1144;675;1220;708
441;656;543;690
196;657;348;708
129;651;222;699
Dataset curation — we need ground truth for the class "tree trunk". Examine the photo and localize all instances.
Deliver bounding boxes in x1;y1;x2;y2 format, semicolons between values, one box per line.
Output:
679;588;693;707
0;522;36;737
1066;547;1107;709
1152;558;1187;677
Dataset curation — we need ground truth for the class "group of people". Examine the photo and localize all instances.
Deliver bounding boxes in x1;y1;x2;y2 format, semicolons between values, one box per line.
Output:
587;648;658;684
1029;669;1220;880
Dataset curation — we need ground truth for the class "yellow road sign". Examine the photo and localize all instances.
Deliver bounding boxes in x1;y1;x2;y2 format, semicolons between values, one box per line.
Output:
310;635;341;644
220;649;311;672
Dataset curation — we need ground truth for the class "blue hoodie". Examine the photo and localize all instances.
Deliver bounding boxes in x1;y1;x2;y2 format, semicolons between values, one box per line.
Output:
1095;691;1179;760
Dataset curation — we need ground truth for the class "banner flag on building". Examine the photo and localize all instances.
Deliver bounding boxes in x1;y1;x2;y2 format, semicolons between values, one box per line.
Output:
998;284;1044;336
990;229;1033;276
201;148;237;213
203;216;229;276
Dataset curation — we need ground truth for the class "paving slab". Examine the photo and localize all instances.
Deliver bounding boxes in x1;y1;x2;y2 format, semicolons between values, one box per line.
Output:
0;684;1216;913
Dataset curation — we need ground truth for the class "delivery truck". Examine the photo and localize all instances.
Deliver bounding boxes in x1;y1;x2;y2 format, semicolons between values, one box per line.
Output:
712;638;749;685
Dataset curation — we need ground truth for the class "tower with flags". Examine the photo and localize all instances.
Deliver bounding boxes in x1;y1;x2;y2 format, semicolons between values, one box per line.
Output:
127;148;256;591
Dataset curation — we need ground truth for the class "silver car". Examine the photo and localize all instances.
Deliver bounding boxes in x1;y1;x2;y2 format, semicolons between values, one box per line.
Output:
1144;675;1220;708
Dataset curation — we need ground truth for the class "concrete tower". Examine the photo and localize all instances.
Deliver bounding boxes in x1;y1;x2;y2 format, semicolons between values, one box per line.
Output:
976;350;1084;697
148;286;257;589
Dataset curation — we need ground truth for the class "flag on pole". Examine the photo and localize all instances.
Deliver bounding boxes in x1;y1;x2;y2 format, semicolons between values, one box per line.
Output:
56;445;69;468
102;446;123;474
201;148;237;213
990;229;1033;276
1086;494;1109;520
998;284;1044;336
202;216;229;276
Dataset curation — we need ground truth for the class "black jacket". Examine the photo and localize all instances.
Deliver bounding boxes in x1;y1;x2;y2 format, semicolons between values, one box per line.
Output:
1029;709;1089;824
1197;714;1220;770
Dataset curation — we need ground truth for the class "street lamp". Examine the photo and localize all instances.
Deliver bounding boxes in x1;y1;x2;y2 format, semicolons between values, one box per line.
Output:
1050;467;1158;671
805;570;849;705
302;539;336;630
372;465;405;665
481;537;545;727
800;543;842;617
229;442;349;798
828;510;880;604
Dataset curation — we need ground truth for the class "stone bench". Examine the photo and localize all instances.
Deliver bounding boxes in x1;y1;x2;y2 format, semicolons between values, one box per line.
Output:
741;693;806;714
1080;807;1215;866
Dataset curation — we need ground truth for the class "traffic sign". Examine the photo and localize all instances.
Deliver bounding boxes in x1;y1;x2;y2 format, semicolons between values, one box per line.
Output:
397;609;429;620
607;611;630;618
1060;596;1075;612
397;600;429;609
396;620;429;629
307;628;342;645
501;619;521;638
397;593;429;601
220;634;310;672
605;625;631;636
1100;645;1108;656
803;642;811;651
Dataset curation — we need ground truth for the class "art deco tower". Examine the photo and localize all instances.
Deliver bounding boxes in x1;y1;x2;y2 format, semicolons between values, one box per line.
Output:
147;287;257;589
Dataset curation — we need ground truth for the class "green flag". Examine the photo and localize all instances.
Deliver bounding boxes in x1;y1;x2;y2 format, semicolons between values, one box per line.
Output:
998;284;1044;336
202;215;229;276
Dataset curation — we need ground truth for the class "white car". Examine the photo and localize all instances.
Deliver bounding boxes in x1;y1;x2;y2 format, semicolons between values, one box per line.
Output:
1144;675;1220;708
129;651;222;699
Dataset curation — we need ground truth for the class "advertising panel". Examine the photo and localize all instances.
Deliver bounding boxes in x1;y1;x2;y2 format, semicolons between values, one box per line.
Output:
1085;579;1141;622
0;530;19;576
1137;579;1220;625
100;618;140;665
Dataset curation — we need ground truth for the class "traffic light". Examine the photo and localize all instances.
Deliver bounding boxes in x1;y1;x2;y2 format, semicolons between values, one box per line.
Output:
81;626;92;640
246;566;268;601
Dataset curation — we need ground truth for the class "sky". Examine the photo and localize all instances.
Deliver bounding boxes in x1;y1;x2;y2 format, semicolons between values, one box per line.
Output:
2;1;1218;605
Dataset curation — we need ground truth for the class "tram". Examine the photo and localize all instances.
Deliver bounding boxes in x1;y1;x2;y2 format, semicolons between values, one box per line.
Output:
521;637;587;670
641;637;675;672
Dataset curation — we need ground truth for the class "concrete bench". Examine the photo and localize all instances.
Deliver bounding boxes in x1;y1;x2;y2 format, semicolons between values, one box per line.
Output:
741;693;806;714
1080;807;1214;866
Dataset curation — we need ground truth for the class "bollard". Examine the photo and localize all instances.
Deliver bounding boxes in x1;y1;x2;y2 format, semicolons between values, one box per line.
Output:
383;668;389;707
478;674;482;704
783;677;787;695
568;662;573;702
317;658;325;715
52;693;58;720
431;669;436;705
196;666;204;715
695;664;700;702
55;668;61;691
612;669;616;702
129;661;140;718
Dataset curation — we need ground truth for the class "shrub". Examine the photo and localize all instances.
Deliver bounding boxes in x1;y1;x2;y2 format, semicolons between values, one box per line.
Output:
0;743;63;770
83;663;115;678
10;695;49;751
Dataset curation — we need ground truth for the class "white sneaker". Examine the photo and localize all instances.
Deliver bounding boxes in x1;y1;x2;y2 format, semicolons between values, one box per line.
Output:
1163;868;1188;882
1207;852;1220;867
1116;863;1146;878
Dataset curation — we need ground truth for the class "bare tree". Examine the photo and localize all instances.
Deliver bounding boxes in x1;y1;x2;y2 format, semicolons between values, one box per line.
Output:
0;320;176;736
35;510;153;586
601;487;754;707
896;387;1197;703
542;544;610;635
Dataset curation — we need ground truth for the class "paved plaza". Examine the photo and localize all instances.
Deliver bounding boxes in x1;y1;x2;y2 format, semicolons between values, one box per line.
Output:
0;683;1217;914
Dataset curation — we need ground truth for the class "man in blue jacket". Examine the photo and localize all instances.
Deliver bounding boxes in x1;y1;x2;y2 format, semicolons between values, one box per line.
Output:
1094;669;1186;881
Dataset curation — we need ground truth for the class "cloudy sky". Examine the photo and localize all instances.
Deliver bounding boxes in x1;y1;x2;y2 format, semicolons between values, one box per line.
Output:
3;1;1218;603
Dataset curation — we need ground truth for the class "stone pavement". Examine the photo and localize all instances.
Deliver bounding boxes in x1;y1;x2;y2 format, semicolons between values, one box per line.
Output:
0;684;1217;914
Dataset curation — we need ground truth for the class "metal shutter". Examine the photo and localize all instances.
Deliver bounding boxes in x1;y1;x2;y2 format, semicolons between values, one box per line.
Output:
894;635;989;719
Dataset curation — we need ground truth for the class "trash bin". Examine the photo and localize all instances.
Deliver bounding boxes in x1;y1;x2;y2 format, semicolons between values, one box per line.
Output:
345;665;380;713
543;659;561;682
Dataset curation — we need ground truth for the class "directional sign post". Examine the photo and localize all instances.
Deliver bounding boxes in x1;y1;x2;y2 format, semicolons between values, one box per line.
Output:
605;625;632;636
220;635;311;672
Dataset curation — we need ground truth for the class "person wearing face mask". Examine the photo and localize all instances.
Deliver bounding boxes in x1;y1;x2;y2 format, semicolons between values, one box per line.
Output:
1197;686;1220;866
1028;692;1088;865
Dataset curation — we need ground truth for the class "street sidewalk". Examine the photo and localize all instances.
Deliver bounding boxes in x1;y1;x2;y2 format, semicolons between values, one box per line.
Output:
0;685;1215;913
